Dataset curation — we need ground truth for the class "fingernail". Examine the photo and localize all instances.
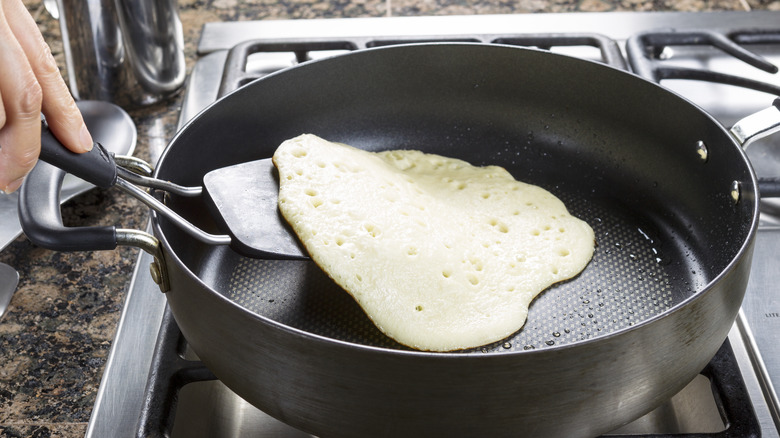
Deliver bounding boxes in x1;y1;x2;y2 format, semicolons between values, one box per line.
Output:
2;177;25;194
80;123;94;152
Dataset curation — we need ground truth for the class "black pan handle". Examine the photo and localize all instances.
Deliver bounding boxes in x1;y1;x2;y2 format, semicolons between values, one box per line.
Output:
18;125;118;252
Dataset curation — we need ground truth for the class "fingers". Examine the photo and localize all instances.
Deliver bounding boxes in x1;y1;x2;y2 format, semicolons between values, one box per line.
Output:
0;0;43;193
4;0;92;154
0;0;92;194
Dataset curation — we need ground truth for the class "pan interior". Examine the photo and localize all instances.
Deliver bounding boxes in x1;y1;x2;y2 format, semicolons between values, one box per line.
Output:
220;189;698;353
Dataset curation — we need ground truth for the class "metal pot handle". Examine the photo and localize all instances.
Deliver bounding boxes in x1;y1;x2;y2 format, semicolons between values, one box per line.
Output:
731;97;780;147
730;98;780;198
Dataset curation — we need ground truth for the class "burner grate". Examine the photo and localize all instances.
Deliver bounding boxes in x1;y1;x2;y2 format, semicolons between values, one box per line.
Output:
625;28;780;96
218;33;627;98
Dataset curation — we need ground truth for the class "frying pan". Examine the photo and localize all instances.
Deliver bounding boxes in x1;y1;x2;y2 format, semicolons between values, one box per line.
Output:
18;44;780;437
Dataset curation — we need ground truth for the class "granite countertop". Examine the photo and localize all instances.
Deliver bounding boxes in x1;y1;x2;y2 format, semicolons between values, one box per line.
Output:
0;0;777;437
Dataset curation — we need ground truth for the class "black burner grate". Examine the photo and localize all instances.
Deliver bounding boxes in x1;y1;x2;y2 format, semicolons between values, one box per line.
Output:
218;33;627;97
626;28;780;96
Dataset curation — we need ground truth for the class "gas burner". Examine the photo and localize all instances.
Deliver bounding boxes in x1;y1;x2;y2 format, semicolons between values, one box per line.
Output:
626;29;780;96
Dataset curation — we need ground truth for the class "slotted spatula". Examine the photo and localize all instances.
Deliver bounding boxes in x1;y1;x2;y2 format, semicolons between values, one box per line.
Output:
38;122;308;259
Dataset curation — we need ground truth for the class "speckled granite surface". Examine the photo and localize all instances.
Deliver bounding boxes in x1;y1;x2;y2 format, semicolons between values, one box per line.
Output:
1;0;778;436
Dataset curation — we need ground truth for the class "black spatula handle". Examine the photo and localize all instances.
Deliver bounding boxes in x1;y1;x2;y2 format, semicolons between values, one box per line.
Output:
39;121;118;189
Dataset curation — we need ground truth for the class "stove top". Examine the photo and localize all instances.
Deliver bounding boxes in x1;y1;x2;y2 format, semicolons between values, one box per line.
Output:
87;10;780;438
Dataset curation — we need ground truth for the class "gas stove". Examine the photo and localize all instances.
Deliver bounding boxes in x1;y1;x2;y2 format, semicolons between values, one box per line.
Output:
86;10;780;437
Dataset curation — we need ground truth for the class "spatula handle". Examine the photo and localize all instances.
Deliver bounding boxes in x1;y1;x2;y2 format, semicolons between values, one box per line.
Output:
39;121;118;189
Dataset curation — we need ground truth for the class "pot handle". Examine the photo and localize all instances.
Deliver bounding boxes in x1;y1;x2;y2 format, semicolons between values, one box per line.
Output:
18;161;118;251
730;97;780;147
18;126;171;292
18;123;120;251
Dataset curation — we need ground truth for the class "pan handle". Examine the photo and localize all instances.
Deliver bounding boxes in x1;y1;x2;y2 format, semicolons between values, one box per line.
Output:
18;153;172;292
730;97;780;147
18;162;119;251
20;122;121;251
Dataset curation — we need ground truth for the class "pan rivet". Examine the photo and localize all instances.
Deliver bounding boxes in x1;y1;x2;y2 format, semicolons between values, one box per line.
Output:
730;181;741;204
149;261;163;285
695;141;708;162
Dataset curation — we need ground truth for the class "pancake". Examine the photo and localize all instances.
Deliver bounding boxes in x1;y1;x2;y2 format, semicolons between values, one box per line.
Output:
273;134;595;351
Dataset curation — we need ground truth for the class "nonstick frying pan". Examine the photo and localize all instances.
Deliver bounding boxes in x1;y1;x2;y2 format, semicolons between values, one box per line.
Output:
19;43;780;437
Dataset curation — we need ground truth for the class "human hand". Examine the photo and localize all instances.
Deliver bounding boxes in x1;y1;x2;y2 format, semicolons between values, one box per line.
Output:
0;0;93;194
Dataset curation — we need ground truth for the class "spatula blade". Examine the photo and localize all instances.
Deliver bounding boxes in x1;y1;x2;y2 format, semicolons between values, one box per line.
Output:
203;158;308;259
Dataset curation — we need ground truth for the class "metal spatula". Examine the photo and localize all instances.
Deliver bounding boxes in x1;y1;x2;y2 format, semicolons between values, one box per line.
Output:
202;159;307;259
38;124;308;260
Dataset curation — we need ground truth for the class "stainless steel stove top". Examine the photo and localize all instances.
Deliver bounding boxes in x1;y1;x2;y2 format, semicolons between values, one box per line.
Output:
87;10;780;437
